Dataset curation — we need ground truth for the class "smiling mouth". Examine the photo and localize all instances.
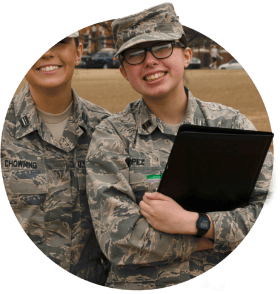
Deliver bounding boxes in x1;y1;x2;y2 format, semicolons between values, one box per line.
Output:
37;65;61;72
144;72;167;81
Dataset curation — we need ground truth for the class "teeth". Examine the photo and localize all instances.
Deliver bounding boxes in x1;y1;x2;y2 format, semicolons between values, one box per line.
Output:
145;72;165;81
40;65;60;72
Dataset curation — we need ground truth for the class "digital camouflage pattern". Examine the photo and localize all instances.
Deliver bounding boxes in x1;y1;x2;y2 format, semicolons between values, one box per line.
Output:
112;2;184;56
1;83;111;284
86;88;273;290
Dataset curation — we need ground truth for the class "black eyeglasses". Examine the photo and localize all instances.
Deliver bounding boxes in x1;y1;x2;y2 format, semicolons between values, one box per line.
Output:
121;41;185;65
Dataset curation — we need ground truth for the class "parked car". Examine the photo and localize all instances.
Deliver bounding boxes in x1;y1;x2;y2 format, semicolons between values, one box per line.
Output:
218;59;243;70
81;51;120;69
187;57;201;69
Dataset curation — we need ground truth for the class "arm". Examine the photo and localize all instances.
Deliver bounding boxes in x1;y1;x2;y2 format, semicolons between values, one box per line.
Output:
140;192;214;251
208;149;273;252
86;120;200;266
140;151;272;253
139;192;210;236
140;113;273;253
208;113;273;252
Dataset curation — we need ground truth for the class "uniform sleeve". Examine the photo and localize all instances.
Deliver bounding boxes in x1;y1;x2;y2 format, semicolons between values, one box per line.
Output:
86;120;199;266
207;113;274;253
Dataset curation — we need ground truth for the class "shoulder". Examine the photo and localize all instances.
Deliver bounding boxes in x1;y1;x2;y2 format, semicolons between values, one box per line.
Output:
194;96;255;130
87;101;141;159
73;94;111;130
3;91;22;132
7;84;30;116
78;96;111;117
98;100;141;130
4;83;36;127
196;98;240;115
1;96;19;144
79;96;110;115
94;100;141;140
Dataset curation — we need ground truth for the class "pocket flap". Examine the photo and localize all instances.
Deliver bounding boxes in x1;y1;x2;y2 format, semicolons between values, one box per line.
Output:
3;170;48;194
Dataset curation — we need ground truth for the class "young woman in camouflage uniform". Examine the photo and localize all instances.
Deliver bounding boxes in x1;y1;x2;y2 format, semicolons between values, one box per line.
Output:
1;32;110;284
86;2;273;290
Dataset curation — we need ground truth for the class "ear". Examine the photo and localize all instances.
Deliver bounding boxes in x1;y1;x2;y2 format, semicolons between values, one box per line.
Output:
119;65;129;81
182;47;192;69
75;42;83;65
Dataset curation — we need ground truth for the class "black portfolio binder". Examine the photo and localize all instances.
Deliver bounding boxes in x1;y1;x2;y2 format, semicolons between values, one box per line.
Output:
157;124;273;213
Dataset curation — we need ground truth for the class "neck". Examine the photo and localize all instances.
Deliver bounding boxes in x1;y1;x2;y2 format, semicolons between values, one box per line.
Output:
144;86;188;124
29;83;73;114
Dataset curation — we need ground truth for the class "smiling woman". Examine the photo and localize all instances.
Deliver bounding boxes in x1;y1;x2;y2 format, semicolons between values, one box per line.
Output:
24;36;82;113
1;31;111;284
85;2;273;290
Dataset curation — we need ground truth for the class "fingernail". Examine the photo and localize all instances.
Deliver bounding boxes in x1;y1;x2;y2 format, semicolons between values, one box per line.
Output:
145;192;152;196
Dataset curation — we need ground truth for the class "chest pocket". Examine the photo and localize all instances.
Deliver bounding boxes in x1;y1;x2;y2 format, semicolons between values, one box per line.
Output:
127;141;167;205
3;169;48;195
3;168;48;212
2;168;48;245
129;166;163;205
1;154;48;213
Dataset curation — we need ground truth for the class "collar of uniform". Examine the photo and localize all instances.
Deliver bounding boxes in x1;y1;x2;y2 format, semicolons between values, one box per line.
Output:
182;89;207;126
136;99;180;136
57;89;88;152
136;99;159;135
71;89;88;136
14;85;87;148
182;89;197;124
14;83;40;139
136;88;206;135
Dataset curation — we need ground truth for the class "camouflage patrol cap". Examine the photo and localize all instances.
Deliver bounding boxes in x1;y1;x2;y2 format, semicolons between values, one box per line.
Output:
68;31;79;38
112;2;185;56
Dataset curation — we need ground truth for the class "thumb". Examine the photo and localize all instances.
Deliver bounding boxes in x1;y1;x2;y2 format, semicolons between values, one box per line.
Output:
144;192;167;200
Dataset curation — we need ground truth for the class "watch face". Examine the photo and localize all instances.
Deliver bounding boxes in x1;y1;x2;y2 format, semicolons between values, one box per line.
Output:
199;219;210;230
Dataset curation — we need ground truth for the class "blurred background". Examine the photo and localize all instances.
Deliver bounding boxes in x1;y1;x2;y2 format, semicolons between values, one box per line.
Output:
76;20;239;70
14;20;273;151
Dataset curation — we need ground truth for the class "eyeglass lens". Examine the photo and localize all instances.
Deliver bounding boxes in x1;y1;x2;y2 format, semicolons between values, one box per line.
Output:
124;41;173;65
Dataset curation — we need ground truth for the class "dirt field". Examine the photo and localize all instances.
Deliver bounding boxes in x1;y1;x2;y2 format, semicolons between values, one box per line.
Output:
15;69;272;135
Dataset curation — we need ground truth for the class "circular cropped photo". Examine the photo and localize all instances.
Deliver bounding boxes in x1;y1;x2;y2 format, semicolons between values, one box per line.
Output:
1;1;275;292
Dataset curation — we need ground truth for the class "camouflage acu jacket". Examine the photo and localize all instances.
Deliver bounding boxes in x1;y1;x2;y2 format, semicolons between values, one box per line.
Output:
1;83;111;284
86;88;273;290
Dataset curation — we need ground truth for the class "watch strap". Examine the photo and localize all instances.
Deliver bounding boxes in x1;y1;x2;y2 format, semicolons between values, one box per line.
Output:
196;212;210;237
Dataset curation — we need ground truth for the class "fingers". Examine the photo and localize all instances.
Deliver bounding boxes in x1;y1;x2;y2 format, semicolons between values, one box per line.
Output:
144;192;167;201
139;199;150;212
139;201;152;223
142;194;152;205
139;206;149;218
139;197;156;217
139;201;154;227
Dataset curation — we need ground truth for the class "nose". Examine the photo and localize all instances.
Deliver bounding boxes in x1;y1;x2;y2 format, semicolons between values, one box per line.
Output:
41;46;56;59
144;50;158;67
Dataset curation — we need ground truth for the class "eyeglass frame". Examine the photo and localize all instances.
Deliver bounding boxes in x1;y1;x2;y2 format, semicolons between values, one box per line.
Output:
119;40;186;65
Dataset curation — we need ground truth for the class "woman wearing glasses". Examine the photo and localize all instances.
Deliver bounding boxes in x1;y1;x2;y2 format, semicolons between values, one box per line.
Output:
86;2;273;290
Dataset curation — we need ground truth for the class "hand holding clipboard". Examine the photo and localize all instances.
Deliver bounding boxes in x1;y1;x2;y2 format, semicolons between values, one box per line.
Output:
157;124;273;213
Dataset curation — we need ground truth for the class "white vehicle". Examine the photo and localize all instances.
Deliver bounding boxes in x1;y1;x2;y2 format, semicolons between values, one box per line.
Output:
187;57;201;69
218;59;243;70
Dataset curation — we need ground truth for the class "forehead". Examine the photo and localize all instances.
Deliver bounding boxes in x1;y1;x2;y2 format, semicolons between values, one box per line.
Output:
55;37;75;45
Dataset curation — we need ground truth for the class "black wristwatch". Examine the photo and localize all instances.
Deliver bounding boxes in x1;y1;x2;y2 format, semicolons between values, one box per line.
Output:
196;212;211;237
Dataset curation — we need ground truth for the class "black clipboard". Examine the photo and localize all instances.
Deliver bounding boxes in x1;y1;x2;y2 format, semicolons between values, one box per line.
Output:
157;124;273;213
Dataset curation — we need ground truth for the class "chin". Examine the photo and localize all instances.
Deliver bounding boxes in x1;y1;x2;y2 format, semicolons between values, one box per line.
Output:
145;86;173;99
38;78;72;89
